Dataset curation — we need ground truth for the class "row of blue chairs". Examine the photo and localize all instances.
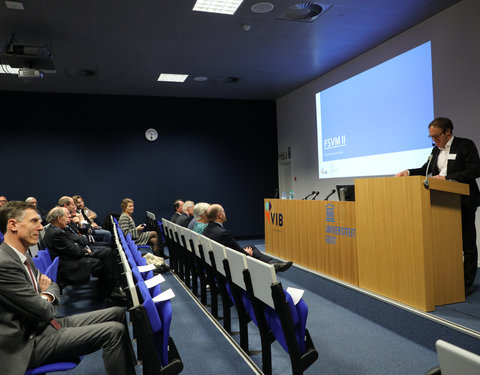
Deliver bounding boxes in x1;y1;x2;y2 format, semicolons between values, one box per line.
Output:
162;219;318;375
112;216;183;375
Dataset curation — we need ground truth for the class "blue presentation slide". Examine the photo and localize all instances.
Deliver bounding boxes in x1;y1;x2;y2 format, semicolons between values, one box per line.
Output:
316;41;434;179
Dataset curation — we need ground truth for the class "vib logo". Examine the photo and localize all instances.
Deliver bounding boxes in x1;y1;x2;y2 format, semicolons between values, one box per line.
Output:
265;201;283;227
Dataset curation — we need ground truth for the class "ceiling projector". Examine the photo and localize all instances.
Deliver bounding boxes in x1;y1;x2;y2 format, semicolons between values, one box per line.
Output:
18;68;44;79
1;42;56;74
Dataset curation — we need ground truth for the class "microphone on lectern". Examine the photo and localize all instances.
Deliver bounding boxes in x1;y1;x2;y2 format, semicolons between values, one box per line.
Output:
423;154;433;188
311;191;320;200
324;189;336;201
303;191;316;200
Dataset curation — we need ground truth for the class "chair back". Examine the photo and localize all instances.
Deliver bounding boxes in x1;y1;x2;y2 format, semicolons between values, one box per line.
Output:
210;240;227;276
32;256;46;273
245;255;277;309
436;339;480;375
44;256;60;282
224;247;248;290
38;249;52;269
197;235;213;265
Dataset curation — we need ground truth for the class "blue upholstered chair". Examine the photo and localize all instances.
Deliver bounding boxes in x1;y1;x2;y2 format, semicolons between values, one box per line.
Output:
32;256;46;273
44;256;60;283
25;356;83;375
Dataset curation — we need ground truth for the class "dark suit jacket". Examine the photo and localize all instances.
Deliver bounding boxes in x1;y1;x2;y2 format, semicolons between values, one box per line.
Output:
43;224;91;285
202;222;247;255
0;242;60;375
176;213;193;228
409;136;480;208
170;212;182;223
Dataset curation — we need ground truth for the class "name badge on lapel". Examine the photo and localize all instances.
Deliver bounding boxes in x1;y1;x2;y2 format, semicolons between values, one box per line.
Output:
448;154;457;160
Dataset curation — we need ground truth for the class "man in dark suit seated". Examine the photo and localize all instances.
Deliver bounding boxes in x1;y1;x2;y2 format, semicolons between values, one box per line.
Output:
43;206;121;297
170;199;184;223
0;201;136;375
202;203;293;272
176;200;194;228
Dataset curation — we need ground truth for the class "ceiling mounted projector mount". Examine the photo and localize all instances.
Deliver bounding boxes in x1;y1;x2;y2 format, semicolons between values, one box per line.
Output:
0;35;56;79
277;2;332;23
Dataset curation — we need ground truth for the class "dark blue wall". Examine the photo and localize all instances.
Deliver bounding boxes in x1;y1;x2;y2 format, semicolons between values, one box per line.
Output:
0;91;278;237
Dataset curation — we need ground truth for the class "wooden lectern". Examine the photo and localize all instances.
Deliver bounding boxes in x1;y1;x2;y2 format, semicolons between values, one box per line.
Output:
354;176;469;311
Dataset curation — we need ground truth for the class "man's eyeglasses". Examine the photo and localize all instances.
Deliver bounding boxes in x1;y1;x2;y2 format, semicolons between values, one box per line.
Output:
428;132;444;141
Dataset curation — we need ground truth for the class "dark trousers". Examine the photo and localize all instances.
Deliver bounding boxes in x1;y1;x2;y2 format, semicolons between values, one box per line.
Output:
462;206;478;288
249;245;275;264
87;247;120;293
28;307;136;375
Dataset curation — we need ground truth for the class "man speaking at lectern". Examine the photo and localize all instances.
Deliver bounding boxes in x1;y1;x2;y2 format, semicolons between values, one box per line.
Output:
395;117;480;295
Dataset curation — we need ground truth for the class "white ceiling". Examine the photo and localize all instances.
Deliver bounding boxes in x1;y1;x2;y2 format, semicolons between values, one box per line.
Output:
0;0;463;100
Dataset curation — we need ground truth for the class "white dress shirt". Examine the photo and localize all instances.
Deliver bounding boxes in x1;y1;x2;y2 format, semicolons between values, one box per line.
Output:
437;136;454;176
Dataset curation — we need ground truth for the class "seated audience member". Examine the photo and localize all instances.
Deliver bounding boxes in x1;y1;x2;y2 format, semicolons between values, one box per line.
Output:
58;196;92;238
190;202;210;234
43;207;121;296
202;204;293;272
118;198;160;255
25;196;48;225
170;199;184;223
0;201;136;375
73;194;112;244
176;200;194;227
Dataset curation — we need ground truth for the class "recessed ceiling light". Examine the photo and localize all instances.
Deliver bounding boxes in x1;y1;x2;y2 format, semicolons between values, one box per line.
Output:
4;0;24;10
193;76;208;82
157;73;188;82
251;2;274;14
193;0;244;15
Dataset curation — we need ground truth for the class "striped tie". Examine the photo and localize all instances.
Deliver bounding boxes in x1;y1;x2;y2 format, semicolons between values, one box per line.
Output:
25;259;62;330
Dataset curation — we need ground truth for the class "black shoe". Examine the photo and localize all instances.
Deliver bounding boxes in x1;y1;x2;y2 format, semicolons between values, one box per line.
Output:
273;261;293;273
465;286;474;297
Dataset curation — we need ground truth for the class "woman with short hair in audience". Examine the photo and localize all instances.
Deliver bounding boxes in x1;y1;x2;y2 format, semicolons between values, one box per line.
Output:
192;202;210;234
118;198;160;255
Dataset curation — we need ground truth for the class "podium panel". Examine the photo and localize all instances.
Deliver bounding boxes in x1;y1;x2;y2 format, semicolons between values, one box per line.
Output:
264;177;468;312
264;199;358;285
355;176;466;311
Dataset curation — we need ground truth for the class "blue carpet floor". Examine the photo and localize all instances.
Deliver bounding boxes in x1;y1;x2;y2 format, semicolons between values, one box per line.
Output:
51;241;480;375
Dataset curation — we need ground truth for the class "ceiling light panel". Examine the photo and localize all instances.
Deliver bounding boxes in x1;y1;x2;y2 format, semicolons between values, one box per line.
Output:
157;73;188;82
193;0;244;15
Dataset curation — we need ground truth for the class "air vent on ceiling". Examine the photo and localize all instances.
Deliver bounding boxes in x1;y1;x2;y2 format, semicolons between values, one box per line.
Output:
277;2;331;23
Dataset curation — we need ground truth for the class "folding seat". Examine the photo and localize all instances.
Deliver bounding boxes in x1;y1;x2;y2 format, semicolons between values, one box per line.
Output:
243;255;318;375
197;235;234;331
178;227;199;294
24;356;83;375
132;278;183;375
223;247;253;353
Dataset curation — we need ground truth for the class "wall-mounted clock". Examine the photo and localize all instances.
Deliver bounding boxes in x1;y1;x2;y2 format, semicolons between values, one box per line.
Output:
145;128;158;141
